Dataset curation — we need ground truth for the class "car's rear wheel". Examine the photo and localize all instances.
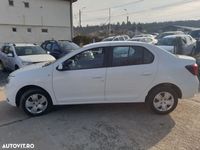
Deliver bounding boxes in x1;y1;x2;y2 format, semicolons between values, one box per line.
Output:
20;89;52;116
146;87;178;114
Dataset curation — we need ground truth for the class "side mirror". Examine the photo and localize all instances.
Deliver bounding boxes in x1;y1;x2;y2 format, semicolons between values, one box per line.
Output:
56;60;73;71
7;52;14;57
56;64;64;71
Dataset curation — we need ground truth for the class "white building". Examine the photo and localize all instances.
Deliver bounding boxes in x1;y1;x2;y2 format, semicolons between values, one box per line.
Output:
0;0;77;44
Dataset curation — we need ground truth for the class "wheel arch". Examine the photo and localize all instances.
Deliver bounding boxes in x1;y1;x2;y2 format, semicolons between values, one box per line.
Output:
15;85;52;107
145;83;182;102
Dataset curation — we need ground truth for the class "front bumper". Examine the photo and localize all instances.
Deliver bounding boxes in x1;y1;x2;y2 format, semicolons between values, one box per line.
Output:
5;82;17;107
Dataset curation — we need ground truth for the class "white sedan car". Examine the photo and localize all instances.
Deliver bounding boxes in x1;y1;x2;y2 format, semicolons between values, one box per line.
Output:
0;43;55;71
5;41;199;116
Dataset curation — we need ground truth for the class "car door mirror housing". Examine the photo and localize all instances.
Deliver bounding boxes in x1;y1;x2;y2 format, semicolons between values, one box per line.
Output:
56;64;64;71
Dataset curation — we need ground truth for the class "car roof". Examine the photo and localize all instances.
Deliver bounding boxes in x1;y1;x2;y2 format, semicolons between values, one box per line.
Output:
84;41;150;49
4;43;38;47
163;34;189;39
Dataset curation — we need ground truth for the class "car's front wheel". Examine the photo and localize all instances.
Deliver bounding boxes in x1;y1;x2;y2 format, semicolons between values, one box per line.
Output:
20;89;52;116
146;87;178;114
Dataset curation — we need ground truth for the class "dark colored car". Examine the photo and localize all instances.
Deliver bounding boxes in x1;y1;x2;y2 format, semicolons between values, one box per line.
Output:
190;30;200;41
41;40;80;59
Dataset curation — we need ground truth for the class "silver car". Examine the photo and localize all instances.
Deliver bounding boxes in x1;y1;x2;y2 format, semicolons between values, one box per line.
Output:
157;34;196;55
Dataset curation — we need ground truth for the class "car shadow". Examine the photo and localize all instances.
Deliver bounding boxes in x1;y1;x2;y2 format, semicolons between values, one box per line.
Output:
0;99;175;150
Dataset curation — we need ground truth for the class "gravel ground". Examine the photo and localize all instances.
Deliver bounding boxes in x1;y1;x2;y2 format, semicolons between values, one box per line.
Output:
0;71;200;150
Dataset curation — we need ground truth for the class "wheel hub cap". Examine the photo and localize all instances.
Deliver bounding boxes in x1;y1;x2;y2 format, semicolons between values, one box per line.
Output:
25;94;48;114
153;92;174;112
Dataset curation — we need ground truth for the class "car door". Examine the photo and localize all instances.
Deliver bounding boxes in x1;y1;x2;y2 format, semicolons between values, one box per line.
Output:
53;47;107;104
105;46;157;102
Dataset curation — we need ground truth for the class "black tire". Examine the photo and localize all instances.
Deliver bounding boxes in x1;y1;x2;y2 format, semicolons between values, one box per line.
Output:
15;65;19;70
20;88;52;116
146;86;178;114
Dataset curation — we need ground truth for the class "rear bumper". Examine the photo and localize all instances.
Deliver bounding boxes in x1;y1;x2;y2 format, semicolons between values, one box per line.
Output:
180;77;199;99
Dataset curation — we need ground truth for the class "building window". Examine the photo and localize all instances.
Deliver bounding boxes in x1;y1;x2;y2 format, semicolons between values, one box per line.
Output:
24;2;29;8
8;0;14;6
12;27;17;32
27;28;31;32
41;29;48;33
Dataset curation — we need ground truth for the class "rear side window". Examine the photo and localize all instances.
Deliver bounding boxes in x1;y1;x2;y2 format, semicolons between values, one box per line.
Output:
111;46;154;67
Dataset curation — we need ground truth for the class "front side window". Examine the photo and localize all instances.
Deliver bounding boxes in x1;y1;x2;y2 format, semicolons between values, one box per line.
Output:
45;43;52;51
52;43;60;51
63;48;105;70
112;46;154;67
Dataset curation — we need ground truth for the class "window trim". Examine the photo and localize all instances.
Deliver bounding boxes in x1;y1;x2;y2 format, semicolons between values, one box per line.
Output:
108;45;155;68
61;47;109;71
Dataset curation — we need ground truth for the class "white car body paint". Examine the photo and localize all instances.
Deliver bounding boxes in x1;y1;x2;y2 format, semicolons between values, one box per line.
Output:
5;41;199;107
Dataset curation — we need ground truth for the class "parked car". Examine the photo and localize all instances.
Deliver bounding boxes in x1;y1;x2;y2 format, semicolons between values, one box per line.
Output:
190;30;200;41
41;40;80;59
157;34;197;55
0;43;55;71
157;31;184;39
102;35;130;41
129;37;158;44
5;41;199;116
134;34;155;39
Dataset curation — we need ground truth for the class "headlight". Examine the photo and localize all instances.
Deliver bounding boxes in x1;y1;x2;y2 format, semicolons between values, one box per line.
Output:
22;61;33;65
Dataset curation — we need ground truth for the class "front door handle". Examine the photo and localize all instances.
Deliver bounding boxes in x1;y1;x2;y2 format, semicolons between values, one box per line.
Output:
92;76;103;79
141;73;152;76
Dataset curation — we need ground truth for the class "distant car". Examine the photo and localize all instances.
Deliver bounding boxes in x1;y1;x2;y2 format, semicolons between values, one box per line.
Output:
5;41;199;116
0;43;55;71
41;40;80;59
157;34;196;55
157;31;184;39
134;34;155;39
129;37;158;44
190;30;200;41
102;35;130;41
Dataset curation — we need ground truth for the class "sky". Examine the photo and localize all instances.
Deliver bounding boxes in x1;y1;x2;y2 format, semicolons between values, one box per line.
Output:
73;0;200;26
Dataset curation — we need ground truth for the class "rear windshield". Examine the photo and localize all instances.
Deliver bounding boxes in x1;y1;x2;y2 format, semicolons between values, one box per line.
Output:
15;46;46;56
157;38;175;46
58;41;80;51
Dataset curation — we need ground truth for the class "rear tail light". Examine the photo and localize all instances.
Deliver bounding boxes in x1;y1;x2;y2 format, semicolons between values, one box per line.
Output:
185;64;198;76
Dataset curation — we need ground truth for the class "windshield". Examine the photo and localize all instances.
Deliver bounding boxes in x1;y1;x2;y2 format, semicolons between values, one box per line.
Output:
58;41;80;51
15;46;47;56
157;37;175;46
191;30;200;38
